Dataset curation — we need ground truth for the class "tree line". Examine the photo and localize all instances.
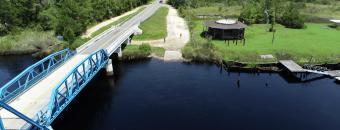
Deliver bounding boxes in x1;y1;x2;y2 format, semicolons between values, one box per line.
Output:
0;0;150;42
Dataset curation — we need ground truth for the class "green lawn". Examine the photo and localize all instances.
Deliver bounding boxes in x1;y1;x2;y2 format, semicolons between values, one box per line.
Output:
133;7;169;40
91;7;146;37
123;44;165;59
192;21;340;63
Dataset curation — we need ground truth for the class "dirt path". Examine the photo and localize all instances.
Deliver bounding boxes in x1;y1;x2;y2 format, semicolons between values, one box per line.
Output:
82;6;144;38
132;5;190;61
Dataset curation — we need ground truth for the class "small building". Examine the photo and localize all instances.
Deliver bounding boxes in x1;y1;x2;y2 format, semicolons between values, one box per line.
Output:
204;19;247;41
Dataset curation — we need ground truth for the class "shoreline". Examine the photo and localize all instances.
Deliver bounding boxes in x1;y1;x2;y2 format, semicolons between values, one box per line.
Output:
122;54;340;73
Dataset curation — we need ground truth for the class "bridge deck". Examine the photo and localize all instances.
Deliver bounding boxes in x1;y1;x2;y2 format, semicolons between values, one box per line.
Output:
279;60;306;72
0;55;88;129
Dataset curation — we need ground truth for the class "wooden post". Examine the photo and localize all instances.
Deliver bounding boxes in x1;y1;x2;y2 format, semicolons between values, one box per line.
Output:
243;38;245;46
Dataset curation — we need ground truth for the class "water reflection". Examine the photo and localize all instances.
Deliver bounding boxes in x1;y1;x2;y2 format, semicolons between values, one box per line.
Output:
0;56;339;130
0;56;37;86
51;59;339;130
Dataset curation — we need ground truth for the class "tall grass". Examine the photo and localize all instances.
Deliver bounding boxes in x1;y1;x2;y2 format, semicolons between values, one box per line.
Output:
182;40;223;63
122;44;152;60
0;30;60;55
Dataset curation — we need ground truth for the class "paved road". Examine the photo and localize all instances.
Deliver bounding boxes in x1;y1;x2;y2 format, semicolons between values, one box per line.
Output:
0;1;161;129
80;1;161;54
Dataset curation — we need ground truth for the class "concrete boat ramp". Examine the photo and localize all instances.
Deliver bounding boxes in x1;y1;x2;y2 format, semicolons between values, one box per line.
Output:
279;60;340;81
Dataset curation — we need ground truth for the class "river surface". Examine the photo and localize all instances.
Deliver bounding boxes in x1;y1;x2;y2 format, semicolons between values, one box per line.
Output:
1;56;340;130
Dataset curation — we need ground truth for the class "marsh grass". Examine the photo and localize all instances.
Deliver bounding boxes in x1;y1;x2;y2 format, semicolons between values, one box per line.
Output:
0;30;60;55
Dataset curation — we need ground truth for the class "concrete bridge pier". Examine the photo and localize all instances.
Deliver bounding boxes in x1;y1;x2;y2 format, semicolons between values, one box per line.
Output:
114;46;123;58
126;37;132;45
106;59;114;76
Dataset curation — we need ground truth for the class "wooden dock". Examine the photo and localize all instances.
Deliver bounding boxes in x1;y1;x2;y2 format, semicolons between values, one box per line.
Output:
279;60;306;72
279;60;340;81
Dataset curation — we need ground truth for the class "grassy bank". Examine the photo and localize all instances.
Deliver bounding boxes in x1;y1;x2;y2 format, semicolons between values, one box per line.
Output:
0;30;63;55
133;7;169;40
302;2;340;20
91;7;146;38
122;44;165;60
185;21;340;63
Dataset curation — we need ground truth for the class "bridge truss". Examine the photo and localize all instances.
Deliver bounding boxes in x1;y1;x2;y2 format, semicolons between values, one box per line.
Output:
0;49;109;129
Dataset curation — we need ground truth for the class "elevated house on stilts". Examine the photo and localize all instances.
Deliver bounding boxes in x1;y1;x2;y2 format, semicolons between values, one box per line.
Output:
204;19;247;45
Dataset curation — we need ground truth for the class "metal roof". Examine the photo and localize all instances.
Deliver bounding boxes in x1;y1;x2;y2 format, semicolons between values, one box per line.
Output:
205;20;247;30
330;19;340;24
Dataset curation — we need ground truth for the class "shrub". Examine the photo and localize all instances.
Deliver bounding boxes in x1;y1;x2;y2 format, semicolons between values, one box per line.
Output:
139;43;151;52
279;3;306;29
182;41;223;63
122;44;152;61
239;2;265;24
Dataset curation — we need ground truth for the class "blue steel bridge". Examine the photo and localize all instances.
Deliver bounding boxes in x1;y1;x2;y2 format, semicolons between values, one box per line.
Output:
0;1;161;129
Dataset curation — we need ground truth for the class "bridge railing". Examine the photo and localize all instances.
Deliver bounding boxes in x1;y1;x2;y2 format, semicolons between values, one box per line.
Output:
0;49;75;103
37;49;109;126
106;25;139;55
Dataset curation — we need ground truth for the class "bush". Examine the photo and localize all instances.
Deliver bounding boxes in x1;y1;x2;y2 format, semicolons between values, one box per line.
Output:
279;3;306;29
239;2;265;24
139;43;151;52
122;44;152;61
182;41;223;63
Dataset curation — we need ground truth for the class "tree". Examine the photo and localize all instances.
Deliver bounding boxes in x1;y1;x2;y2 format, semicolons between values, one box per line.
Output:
0;0;18;35
279;2;306;29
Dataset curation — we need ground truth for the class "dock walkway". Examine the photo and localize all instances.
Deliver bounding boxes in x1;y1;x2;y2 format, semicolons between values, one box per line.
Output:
279;60;340;81
279;60;306;72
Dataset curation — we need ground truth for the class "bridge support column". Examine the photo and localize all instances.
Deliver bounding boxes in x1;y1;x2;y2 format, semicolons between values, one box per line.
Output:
127;38;131;45
106;59;114;76
117;47;122;58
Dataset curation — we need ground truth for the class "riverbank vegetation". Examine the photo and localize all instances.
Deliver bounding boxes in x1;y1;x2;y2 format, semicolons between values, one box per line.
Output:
169;0;340;64
0;30;63;56
0;0;150;55
133;7;169;40
122;44;165;60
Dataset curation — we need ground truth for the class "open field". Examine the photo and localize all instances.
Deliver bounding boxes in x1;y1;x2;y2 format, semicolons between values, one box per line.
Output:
133;7;169;40
189;20;340;63
187;2;340;22
188;6;242;17
303;2;340;20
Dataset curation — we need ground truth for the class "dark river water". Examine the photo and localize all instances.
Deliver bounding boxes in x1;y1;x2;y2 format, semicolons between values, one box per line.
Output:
1;56;340;130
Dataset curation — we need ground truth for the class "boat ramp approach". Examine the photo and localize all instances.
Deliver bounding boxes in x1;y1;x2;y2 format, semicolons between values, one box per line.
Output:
0;1;161;130
279;60;340;81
